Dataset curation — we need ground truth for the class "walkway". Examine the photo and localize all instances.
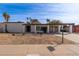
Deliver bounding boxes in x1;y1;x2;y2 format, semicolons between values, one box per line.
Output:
55;33;79;44
0;44;79;56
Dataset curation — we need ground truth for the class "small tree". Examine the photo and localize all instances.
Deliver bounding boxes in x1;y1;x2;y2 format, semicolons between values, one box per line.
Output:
49;20;62;24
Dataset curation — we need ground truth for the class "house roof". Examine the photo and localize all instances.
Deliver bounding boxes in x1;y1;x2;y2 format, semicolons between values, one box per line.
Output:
0;22;74;25
3;22;24;23
74;25;79;26
30;19;41;24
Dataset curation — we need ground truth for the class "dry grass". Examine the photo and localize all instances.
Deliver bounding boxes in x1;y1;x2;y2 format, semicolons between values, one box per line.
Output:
0;33;75;45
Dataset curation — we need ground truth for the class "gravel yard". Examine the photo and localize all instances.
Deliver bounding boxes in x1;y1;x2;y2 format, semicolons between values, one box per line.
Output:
0;33;75;45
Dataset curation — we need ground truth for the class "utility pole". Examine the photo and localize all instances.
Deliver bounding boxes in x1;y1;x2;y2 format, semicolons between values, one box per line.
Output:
61;30;64;43
61;29;64;44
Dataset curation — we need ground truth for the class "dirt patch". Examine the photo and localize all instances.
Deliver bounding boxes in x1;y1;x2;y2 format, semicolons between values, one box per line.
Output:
0;33;75;45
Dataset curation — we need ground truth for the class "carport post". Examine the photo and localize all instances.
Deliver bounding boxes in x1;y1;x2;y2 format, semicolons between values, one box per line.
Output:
69;25;72;33
22;25;25;35
58;25;61;33
47;25;49;33
35;25;37;33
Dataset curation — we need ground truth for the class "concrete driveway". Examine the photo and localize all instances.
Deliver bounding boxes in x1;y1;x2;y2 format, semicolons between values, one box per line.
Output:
55;33;79;44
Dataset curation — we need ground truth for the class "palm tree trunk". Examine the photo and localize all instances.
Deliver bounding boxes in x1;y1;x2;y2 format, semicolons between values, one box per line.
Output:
5;23;8;33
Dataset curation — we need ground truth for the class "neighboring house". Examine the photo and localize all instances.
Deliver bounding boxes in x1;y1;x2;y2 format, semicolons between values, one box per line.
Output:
0;20;74;33
74;25;79;33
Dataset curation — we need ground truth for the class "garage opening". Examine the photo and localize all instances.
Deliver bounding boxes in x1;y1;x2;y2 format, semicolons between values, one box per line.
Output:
41;27;47;33
26;26;31;32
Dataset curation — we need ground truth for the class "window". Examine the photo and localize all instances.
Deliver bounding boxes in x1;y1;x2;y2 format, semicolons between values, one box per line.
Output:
36;26;41;31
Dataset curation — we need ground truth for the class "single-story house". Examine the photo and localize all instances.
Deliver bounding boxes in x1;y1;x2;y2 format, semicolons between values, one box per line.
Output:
0;22;74;33
23;23;74;33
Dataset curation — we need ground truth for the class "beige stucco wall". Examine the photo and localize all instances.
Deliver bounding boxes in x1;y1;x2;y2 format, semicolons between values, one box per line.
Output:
6;23;25;33
0;23;25;33
0;23;5;32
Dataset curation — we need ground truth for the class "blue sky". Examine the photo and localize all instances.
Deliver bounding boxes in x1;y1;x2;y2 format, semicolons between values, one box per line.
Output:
0;3;79;24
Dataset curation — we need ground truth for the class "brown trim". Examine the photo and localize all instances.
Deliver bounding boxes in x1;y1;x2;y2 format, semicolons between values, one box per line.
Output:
0;22;74;25
23;23;74;25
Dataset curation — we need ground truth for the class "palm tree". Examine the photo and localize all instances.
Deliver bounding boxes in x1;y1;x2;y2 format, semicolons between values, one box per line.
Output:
26;17;32;24
46;19;50;23
26;17;30;24
3;12;10;33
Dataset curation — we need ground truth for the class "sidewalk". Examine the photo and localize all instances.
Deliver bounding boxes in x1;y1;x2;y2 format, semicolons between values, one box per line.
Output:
0;44;79;56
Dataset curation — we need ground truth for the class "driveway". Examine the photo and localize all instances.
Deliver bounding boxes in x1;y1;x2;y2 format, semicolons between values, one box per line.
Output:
55;33;79;44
